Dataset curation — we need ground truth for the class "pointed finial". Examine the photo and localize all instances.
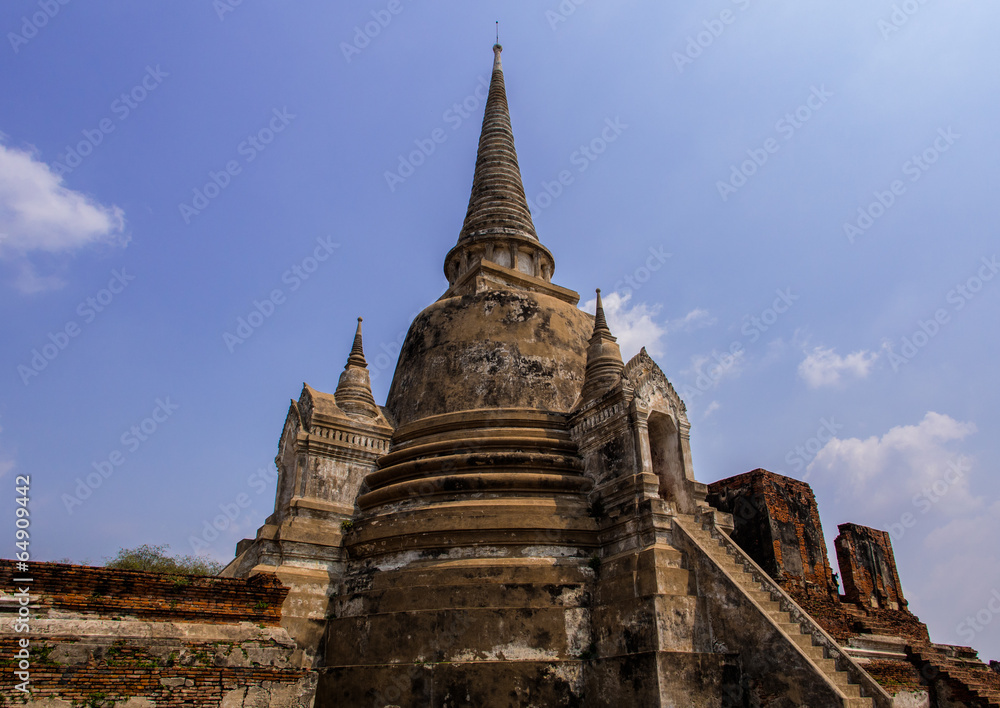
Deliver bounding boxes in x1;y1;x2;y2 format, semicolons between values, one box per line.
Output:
593;289;612;336
576;288;624;408
496;21;499;45
347;317;367;369
335;316;379;417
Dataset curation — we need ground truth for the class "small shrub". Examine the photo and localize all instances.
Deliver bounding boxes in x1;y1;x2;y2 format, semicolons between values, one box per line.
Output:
104;544;223;576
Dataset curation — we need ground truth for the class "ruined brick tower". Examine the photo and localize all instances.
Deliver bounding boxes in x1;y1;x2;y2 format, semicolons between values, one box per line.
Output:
223;44;895;707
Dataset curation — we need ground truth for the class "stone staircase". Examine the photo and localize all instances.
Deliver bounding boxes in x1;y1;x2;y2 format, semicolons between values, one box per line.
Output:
676;515;892;708
907;643;1000;707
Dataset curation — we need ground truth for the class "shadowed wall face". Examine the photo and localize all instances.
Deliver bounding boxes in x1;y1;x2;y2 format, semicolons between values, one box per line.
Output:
835;523;906;611
707;469;839;599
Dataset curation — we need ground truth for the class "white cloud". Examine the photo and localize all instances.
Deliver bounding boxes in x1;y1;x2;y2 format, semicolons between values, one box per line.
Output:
703;401;721;419
807;411;979;515
682;348;746;392
11;261;67;294
798;345;878;388
670;308;716;331
0;142;127;290
581;290;666;358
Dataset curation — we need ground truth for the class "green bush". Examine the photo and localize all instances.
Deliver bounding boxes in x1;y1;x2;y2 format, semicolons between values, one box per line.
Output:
104;544;223;576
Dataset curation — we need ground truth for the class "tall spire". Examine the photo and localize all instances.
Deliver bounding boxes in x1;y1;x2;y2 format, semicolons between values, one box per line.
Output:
443;44;559;293
335;317;379;417
458;43;538;243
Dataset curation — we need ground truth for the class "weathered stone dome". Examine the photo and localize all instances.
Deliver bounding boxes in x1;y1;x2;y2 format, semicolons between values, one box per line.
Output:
385;288;593;428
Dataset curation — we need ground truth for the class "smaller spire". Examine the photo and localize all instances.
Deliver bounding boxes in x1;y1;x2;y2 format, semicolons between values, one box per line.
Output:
593;289;614;339
576;289;625;408
347;317;367;368
335;317;379;418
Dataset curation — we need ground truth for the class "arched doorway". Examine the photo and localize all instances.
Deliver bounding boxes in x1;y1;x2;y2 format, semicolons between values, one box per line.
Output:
648;411;683;503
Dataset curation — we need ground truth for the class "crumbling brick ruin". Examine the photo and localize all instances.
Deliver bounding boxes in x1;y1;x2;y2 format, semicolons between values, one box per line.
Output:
836;523;907;612
709;468;1000;706
0;563;315;707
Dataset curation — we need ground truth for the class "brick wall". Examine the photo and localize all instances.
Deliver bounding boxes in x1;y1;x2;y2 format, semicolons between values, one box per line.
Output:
835;523;906;611
1;561;287;625
0;561;314;707
707;469;839;599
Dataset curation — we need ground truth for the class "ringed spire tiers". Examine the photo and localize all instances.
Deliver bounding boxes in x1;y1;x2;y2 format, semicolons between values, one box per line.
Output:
576;288;626;407
334;317;379;418
444;44;561;298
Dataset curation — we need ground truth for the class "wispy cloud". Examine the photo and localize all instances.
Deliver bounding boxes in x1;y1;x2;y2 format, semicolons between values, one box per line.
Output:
670;307;716;332
798;345;878;388
0;141;127;292
581;290;666;358
807;411;978;514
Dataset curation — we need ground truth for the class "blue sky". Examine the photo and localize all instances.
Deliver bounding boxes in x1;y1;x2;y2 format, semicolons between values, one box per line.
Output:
2;1;999;660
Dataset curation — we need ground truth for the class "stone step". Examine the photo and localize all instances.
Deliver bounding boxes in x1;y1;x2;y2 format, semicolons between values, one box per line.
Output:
684;518;879;707
790;632;815;650
770;610;792;625
801;644;826;661
836;680;861;698
846;697;874;708
778;622;802;637
813;657;837;674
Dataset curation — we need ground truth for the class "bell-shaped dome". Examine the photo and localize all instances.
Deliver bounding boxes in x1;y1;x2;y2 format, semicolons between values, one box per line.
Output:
386;288;593;428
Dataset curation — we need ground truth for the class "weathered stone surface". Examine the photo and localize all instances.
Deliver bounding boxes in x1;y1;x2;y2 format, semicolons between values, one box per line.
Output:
707;468;839;600
837;522;907;611
0;563;315;707
385;288;593;428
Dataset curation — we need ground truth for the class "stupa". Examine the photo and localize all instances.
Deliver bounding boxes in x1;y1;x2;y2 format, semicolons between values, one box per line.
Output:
224;44;892;707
